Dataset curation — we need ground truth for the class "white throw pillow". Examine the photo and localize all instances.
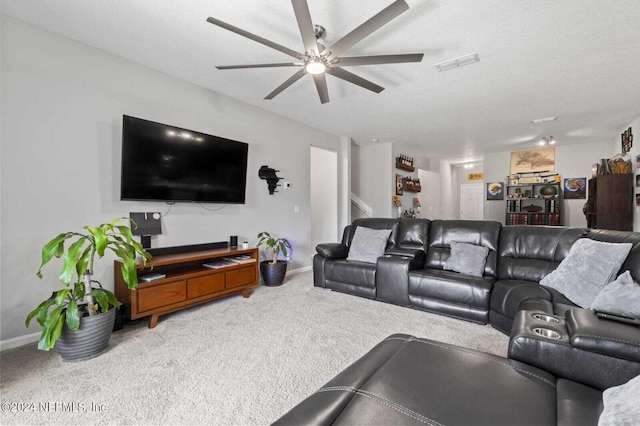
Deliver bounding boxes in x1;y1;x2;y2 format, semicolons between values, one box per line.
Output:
539;239;632;308
591;271;640;319
599;373;640;426
347;227;392;264
443;241;489;277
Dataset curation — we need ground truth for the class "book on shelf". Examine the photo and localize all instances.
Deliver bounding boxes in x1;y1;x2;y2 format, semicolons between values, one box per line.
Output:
203;260;236;269
223;256;256;264
140;273;166;282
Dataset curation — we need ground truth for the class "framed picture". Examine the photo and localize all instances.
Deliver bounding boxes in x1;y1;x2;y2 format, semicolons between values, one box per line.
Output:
637;194;640;207
636;154;640;168
395;174;403;195
564;177;587;199
510;147;555;174
486;182;504;200
636;174;640;187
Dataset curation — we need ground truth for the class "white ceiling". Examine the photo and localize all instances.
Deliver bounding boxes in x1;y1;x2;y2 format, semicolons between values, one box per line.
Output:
2;0;640;161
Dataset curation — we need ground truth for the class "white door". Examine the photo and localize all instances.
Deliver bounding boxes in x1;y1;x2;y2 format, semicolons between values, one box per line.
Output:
460;183;484;220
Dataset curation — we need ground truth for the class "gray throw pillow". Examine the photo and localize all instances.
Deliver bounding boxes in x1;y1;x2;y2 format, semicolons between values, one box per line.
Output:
443;241;489;277
598;373;640;426
347;227;392;264
591;271;640;319
540;239;632;308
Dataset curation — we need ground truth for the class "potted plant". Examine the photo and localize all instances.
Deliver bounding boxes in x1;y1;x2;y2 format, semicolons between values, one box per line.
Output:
26;218;152;361
257;232;292;286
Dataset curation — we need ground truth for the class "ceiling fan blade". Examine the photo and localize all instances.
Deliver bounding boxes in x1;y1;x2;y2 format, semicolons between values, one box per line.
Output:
264;68;307;100
335;53;423;66
326;67;384;93
216;63;300;70
312;73;330;104
207;17;304;60
324;0;409;59
291;0;319;55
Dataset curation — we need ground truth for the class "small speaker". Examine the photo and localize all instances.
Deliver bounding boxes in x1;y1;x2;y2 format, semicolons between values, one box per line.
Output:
230;235;238;247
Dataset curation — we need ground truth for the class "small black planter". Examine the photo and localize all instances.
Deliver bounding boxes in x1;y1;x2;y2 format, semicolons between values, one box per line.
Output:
260;260;288;286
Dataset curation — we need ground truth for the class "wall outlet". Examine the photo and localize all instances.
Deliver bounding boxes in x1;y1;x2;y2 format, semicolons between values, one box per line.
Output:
294;206;300;213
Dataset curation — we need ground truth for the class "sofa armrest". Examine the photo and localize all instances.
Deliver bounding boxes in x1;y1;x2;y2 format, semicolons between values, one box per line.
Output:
316;243;349;259
376;254;423;306
566;309;640;363
384;247;426;261
509;309;640;390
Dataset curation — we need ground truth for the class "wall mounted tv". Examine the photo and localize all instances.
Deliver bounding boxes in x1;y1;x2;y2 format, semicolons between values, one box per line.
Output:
121;115;248;203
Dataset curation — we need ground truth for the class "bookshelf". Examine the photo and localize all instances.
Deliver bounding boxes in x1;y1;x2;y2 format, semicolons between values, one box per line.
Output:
505;182;562;226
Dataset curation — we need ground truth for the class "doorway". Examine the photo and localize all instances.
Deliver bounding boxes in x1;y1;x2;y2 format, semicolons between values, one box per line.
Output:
460;183;484;220
310;146;338;251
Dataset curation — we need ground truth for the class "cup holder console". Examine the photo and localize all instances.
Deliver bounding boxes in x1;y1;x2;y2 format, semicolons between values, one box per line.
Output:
532;328;563;340
531;313;561;323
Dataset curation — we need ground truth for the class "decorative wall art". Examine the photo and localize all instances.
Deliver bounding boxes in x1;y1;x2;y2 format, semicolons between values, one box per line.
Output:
486;182;504;200
510;147;555;174
564;177;587;199
621;127;633;154
395;174;404;195
636;154;640;168
468;173;484;181
636;175;640;187
637;194;640;207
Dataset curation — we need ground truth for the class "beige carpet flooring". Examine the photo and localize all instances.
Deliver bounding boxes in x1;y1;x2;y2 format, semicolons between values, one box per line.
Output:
0;271;509;425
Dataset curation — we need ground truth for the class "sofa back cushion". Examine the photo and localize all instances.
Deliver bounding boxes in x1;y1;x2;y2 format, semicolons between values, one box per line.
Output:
425;220;502;278
394;219;430;251
586;229;640;282
346;218;399;250
498;226;587;282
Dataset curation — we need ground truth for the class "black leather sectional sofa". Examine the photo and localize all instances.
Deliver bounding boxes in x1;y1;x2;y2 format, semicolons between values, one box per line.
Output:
277;218;640;425
313;218;640;334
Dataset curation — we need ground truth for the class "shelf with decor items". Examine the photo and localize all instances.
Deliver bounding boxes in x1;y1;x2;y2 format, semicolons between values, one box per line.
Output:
505;182;562;226
395;155;415;172
403;176;422;192
114;246;259;328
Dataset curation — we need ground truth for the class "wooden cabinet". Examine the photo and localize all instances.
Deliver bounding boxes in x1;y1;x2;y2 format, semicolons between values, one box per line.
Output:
586;174;633;231
115;247;259;328
505;183;562;226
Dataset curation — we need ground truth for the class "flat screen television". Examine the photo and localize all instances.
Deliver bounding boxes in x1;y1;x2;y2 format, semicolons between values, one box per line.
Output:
121;115;248;203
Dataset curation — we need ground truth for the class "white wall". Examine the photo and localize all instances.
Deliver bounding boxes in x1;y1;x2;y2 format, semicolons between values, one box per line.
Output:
310;147;338;249
483;141;614;227
351;142;393;218
0;16;339;343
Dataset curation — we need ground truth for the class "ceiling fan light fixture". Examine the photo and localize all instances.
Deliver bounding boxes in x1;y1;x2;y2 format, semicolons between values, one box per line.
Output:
435;52;480;72
539;136;556;146
305;58;326;74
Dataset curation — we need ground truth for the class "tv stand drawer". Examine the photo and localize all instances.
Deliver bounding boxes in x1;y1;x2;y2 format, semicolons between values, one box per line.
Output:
137;280;187;312
187;273;225;298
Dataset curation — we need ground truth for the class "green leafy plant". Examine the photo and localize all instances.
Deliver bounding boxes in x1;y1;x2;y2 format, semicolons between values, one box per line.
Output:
26;218;152;351
257;232;292;264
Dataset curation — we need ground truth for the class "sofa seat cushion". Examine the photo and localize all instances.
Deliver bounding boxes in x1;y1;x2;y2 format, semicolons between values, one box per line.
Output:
275;334;603;426
408;269;494;309
491;279;553;319
325;260;376;289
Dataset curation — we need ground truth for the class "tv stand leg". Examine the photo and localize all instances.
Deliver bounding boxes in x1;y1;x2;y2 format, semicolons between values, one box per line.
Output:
149;314;159;328
241;288;253;298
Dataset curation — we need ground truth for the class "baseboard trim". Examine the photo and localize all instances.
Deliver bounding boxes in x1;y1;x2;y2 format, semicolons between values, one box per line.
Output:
1;331;40;351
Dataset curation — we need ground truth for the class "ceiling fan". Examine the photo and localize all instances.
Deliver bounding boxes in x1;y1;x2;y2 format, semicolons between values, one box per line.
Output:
207;0;423;104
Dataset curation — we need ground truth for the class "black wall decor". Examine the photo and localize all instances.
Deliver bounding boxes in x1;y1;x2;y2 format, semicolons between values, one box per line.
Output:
258;165;282;194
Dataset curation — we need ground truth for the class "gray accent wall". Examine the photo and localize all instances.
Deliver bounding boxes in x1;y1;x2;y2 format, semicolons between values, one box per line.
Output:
0;16;339;343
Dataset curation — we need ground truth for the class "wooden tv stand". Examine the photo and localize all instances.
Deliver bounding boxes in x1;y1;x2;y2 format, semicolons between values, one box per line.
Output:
114;247;259;328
